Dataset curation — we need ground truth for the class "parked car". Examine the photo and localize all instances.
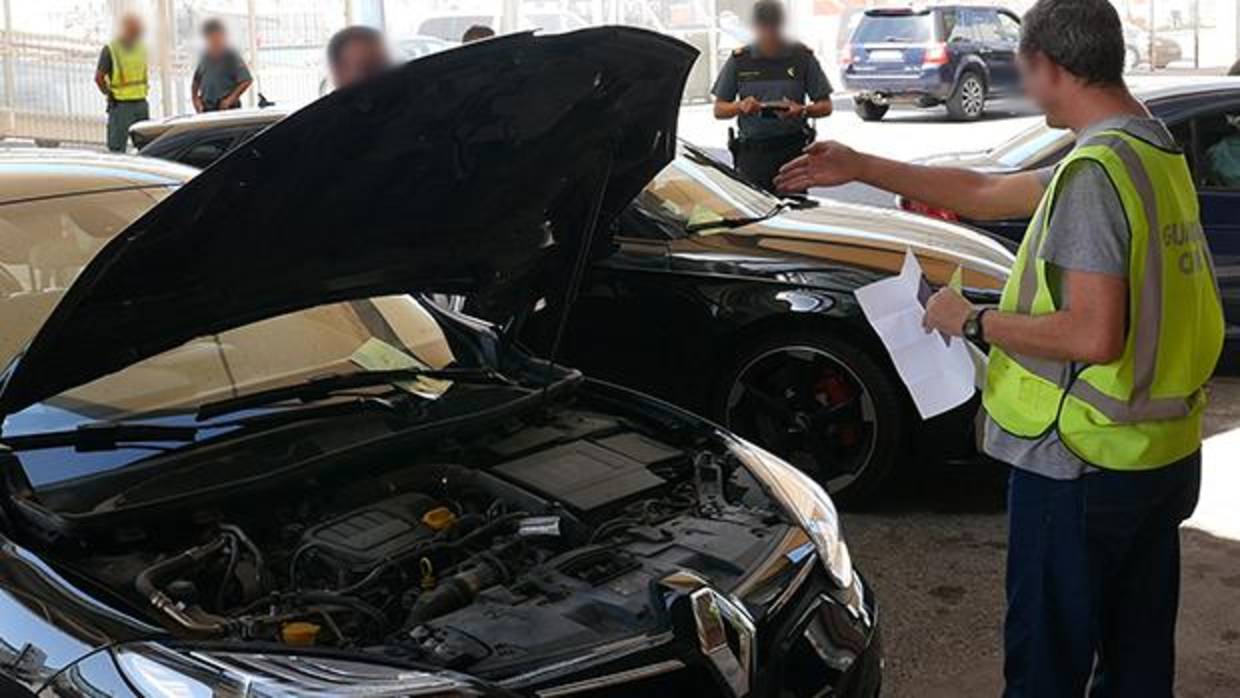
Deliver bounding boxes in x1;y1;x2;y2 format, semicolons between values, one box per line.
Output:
129;107;292;162
0;29;883;697
898;80;1240;357
841;6;1023;121
417;6;590;42
135;97;1013;504
1124;25;1183;70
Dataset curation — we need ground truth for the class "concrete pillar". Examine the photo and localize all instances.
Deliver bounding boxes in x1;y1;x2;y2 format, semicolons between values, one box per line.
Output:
247;0;258;107
156;0;173;116
501;0;520;34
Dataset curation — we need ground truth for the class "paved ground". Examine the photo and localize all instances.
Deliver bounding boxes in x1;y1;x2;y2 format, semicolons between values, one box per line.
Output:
844;380;1240;697
677;85;1240;697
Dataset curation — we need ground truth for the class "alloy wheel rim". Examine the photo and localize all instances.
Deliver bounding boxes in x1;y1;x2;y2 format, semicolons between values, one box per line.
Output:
961;77;984;116
724;346;879;493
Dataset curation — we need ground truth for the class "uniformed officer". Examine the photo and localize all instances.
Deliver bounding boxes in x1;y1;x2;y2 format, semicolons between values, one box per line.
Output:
94;13;149;153
777;1;1221;696
711;0;833;192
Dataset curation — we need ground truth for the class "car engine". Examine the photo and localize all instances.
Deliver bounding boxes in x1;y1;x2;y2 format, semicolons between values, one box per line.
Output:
71;407;785;679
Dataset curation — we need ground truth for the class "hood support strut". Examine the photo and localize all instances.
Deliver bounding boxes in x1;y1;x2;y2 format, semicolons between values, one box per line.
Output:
544;150;616;370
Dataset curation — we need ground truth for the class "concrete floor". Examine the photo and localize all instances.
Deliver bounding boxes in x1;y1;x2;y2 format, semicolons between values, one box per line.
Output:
675;86;1240;696
843;379;1240;697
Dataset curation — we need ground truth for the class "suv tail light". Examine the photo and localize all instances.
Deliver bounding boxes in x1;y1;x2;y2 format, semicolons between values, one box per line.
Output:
901;197;960;222
922;42;949;66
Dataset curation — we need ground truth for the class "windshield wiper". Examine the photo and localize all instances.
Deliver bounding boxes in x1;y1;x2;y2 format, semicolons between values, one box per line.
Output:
195;367;514;421
685;201;792;233
0;395;412;453
1;422;200;453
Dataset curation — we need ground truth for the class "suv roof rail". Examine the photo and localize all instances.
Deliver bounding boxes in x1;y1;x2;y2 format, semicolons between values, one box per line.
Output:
864;7;932;17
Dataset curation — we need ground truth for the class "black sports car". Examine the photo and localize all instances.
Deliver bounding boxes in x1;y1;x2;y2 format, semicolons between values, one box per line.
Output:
0;30;880;698
136;107;1013;506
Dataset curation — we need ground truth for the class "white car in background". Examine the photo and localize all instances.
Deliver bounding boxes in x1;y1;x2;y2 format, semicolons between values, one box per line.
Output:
416;8;590;43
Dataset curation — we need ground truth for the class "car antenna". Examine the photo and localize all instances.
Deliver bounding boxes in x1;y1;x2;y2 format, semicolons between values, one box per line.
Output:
542;148;615;403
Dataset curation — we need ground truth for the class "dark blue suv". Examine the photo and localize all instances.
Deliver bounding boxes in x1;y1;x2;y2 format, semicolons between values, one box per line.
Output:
841;6;1022;121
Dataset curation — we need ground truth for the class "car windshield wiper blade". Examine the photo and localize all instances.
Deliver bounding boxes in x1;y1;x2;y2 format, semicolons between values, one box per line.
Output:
195;367;513;421
1;422;200;453
0;396;409;453
685;201;792;233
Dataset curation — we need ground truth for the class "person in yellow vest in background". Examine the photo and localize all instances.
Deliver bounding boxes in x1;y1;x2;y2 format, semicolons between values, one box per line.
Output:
776;0;1222;696
94;13;149;153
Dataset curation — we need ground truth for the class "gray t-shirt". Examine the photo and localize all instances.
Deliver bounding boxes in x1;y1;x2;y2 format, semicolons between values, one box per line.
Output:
982;115;1179;480
193;49;252;107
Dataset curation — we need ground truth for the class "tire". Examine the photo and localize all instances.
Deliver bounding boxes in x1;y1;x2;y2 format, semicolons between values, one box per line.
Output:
945;71;986;121
714;330;906;506
853;99;889;122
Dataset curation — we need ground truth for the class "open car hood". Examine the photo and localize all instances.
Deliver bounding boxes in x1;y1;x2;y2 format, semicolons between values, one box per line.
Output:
0;28;695;416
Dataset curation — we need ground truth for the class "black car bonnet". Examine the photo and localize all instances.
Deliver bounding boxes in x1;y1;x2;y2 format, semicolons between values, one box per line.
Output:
0;28;696;416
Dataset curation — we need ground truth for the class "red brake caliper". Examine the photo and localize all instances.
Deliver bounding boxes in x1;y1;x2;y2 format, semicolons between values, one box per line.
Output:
816;370;860;448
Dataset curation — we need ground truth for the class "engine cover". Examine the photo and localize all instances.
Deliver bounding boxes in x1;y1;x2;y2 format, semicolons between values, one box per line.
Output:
300;492;439;577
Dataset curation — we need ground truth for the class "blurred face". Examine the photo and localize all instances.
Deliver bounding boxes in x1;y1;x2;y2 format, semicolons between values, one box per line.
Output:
1017;50;1068;128
754;21;783;50
331;37;391;88
205;29;228;54
120;15;144;43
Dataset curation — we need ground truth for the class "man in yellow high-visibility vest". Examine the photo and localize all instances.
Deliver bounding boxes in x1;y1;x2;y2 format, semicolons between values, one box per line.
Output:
776;0;1222;696
94;13;149;153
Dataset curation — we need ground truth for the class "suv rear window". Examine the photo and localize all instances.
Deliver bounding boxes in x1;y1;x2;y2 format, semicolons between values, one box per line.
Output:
853;13;934;44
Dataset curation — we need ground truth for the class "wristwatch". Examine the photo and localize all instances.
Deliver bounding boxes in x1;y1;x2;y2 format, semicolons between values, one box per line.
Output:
963;308;990;343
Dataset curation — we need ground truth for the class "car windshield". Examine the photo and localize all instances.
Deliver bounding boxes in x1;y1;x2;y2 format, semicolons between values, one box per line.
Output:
853;14;933;43
7;295;459;488
0;186;177;369
990;122;1073;168
0;187;462;487
633;146;781;232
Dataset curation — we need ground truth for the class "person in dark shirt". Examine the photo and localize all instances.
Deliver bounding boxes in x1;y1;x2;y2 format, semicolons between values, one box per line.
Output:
712;0;833;192
191;19;253;112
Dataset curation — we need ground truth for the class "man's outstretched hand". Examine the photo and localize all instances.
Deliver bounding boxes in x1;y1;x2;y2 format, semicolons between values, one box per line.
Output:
775;141;865;192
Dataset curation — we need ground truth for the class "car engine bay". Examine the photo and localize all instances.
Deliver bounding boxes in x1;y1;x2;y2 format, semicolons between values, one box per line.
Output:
47;403;788;679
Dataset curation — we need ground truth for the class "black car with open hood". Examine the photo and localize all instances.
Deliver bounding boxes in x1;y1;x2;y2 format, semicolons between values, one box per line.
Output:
0;29;879;697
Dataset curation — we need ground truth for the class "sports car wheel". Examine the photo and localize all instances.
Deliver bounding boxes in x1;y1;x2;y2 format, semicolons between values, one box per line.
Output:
946;72;985;121
717;331;904;505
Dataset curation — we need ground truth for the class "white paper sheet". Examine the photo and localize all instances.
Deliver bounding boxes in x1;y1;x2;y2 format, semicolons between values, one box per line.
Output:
855;251;978;419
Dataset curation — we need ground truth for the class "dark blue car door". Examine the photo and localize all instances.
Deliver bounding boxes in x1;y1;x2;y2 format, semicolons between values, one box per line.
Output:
988;11;1023;92
1183;100;1240;343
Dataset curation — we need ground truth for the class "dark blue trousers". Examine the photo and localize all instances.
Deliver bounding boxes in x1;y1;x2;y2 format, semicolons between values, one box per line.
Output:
1003;452;1201;698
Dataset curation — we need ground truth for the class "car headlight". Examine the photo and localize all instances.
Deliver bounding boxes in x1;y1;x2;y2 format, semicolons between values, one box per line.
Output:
113;642;487;697
728;436;854;589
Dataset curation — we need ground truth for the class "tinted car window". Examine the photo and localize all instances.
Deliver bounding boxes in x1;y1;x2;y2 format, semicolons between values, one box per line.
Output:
853;14;933;44
996;12;1022;43
0;187;175;367
180;135;236;169
1195;109;1240;189
969;9;1003;44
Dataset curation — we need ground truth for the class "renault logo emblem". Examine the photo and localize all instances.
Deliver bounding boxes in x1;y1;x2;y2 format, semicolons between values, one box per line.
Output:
690;588;756;697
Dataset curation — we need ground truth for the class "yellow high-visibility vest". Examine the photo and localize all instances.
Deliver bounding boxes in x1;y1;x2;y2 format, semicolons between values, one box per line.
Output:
108;40;148;101
983;129;1224;470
